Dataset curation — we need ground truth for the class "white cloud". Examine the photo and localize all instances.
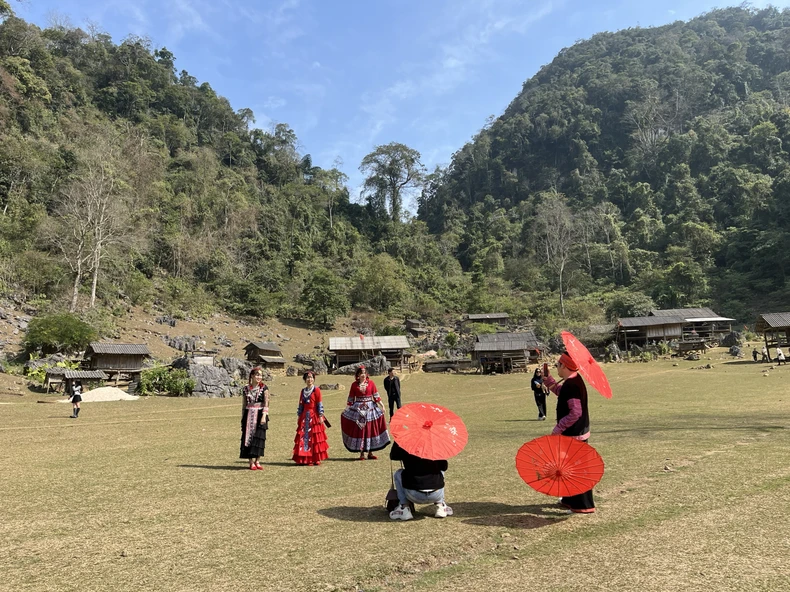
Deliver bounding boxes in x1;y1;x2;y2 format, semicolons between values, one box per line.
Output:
264;96;287;109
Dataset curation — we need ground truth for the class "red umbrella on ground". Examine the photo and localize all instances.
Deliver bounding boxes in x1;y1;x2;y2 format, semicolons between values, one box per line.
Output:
561;331;613;399
516;434;604;498
389;402;468;460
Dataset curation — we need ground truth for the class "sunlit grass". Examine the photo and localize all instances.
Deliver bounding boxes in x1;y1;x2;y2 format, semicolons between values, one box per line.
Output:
1;352;789;591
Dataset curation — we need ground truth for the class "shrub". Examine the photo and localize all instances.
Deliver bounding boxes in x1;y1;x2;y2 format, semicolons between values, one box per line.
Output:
137;366;195;397
445;332;458;348
26;359;80;385
24;313;98;354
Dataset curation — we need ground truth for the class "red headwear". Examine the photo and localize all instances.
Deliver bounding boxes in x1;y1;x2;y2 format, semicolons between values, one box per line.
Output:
559;353;578;372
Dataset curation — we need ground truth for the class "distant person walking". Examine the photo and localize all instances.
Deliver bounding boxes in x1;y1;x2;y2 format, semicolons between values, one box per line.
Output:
340;365;390;460
777;347;786;366
69;380;83;418
292;370;329;466
240;367;269;470
752;348;758;362
762;345;770;362
383;367;402;418
530;367;547;420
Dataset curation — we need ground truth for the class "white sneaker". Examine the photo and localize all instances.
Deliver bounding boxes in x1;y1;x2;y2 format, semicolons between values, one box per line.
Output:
389;504;413;521
434;502;448;518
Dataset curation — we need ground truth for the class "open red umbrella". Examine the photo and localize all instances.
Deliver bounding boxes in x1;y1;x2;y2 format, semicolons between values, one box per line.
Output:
389;402;468;460
561;331;613;399
516;434;604;497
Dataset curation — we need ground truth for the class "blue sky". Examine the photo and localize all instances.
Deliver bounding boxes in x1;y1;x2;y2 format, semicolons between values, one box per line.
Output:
17;0;790;206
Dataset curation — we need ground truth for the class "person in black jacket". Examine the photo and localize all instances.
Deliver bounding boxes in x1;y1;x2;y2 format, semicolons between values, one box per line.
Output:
388;441;452;521
530;367;547;420
383;367;402;418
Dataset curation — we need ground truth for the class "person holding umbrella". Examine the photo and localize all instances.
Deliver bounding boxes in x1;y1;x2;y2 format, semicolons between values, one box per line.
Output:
542;352;596;514
387;403;467;521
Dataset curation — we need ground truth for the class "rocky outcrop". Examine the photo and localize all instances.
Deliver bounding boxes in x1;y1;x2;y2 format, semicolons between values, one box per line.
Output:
294;353;328;375
189;364;234;398
24;353;67;374
333;354;390;376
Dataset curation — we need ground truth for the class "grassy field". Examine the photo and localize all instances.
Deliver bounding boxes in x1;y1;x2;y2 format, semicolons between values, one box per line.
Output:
1;353;789;592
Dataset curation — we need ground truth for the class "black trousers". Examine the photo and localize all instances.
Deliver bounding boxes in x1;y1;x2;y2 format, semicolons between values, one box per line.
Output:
388;395;401;417
533;392;546;418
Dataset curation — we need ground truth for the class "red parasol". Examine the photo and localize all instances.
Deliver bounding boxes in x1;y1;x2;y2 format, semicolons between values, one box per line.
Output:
516;434;604;498
561;331;613;399
389;403;468;460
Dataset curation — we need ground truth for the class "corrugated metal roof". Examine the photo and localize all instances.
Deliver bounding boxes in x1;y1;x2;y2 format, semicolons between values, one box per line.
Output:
757;312;790;329
244;341;282;352
464;313;510;321
476;331;542;348
87;343;151;355
44;367;68;375
618;316;685;328
258;356;286;364
474;341;539;352
649;307;733;320
329;336;411;351
64;370;108;379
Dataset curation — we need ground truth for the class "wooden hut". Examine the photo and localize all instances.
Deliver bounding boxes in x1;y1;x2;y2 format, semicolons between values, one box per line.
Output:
83;343;151;382
244;342;284;361
405;318;429;338
649;308;734;343
755;312;790;350
460;313;509;333
472;331;543;374
63;369;108;394
615;316;685;349
328;335;411;369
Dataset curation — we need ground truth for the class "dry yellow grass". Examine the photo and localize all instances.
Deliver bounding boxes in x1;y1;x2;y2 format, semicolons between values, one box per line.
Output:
1;353;789;592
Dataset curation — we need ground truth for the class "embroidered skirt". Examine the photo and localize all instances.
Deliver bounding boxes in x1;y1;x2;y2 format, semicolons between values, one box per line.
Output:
341;401;390;453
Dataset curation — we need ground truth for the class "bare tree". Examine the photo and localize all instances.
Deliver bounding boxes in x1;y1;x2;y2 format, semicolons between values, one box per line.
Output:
51;133;127;310
534;193;576;316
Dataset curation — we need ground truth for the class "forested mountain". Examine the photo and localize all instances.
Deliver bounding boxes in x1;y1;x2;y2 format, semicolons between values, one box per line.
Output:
1;4;789;337
419;5;790;323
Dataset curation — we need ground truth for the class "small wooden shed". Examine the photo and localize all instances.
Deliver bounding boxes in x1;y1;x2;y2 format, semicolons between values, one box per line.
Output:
328;335;411;369
472;331;543;373
244;342;284;362
63;369;108;394
755;312;790;350
461;313;509;332
615;316;684;349
405;318;429;338
84;343;151;382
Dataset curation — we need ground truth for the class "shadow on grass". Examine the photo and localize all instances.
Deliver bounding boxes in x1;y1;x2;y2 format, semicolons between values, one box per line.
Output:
318;502;569;527
721;360;775;366
178;464;252;471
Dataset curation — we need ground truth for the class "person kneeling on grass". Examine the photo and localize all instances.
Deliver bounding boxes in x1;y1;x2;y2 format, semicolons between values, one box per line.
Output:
388;441;452;521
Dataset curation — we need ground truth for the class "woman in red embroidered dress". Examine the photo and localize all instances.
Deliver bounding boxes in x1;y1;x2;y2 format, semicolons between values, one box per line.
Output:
340;365;390;460
292;370;329;465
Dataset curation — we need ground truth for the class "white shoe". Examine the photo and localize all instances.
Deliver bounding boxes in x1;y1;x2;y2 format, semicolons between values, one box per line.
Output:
389;504;413;521
434;502;448;518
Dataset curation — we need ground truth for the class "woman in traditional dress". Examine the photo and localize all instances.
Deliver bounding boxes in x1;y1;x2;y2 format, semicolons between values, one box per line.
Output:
542;352;595;513
292;370;329;466
340;365;390;460
240;367;269;470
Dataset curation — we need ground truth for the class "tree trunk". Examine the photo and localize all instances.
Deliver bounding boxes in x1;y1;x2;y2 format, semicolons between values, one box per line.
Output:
70;265;82;312
89;247;101;308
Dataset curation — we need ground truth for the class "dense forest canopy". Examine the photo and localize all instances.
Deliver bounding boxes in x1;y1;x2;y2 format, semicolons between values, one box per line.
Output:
1;4;789;337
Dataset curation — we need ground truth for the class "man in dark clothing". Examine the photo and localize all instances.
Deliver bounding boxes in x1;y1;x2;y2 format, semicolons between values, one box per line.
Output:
389;441;451;520
383;367;402;418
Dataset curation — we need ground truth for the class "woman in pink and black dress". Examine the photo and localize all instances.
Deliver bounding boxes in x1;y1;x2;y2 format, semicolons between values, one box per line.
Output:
542;352;595;513
292;370;329;465
340;365;390;460
240;367;269;470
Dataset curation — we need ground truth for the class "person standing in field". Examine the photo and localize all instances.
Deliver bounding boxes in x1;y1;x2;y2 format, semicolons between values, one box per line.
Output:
240;367;269;470
752;348;758;362
777;347;786;366
542;352;595;514
69;380;83;418
292;370;329;466
762;345;770;362
530;367;547;420
341;365;390;460
383;367;402;418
